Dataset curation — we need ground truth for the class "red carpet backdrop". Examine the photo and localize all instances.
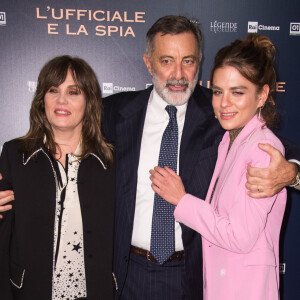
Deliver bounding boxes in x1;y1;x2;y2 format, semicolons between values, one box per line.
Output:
0;0;299;298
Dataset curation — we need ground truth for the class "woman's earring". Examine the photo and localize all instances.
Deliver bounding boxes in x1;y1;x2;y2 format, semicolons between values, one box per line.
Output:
258;104;264;120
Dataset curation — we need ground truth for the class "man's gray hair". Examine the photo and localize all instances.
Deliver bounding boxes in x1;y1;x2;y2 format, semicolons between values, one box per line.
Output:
145;15;202;57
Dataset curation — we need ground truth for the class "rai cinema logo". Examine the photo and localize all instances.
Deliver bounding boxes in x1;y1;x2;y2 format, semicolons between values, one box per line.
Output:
248;21;258;33
290;23;300;35
103;82;136;94
0;12;6;26
103;83;113;94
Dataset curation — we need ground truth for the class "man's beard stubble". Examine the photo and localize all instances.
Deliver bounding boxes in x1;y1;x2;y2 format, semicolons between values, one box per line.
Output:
152;69;199;106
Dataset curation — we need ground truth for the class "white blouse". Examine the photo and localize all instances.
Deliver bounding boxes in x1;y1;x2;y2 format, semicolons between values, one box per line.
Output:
52;153;87;300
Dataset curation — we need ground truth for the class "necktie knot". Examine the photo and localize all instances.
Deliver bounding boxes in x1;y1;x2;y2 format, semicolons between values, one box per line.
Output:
165;105;177;121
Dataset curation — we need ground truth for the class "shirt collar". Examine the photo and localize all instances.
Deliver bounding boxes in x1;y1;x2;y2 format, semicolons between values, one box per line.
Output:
148;88;188;123
73;142;82;156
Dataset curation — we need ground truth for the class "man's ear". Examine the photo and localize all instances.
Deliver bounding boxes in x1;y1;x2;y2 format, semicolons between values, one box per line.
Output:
143;54;153;76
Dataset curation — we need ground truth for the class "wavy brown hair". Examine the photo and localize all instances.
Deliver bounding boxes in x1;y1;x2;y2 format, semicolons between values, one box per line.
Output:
210;34;278;128
21;55;113;165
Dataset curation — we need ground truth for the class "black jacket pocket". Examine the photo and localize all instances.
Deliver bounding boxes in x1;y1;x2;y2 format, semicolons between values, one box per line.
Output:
10;261;25;289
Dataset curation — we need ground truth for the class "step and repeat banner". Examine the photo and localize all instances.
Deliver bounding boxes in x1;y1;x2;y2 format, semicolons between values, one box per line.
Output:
0;0;299;298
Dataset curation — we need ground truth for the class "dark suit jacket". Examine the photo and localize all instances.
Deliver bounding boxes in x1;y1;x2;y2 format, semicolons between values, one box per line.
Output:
0;139;115;300
103;84;300;300
103;85;224;299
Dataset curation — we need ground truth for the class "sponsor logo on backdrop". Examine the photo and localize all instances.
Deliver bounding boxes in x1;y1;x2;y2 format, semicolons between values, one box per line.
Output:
210;21;237;33
199;80;286;92
103;82;135;94
248;21;280;33
103;83;113;94
0;12;6;26
290;22;300;35
36;7;145;37
279;263;285;274
247;22;258;33
27;81;37;93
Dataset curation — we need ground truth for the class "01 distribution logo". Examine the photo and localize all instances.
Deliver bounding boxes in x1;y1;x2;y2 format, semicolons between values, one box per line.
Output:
0;12;6;26
290;23;300;35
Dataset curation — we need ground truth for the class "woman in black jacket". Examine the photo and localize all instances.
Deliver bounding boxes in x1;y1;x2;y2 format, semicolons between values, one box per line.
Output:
0;55;115;300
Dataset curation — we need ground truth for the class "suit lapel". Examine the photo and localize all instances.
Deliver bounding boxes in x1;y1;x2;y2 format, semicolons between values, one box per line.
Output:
208;133;229;208
211;116;264;208
115;88;152;222
179;86;222;187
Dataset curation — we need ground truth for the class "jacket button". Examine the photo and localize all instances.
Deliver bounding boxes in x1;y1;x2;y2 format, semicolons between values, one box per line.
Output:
124;256;128;262
87;254;93;259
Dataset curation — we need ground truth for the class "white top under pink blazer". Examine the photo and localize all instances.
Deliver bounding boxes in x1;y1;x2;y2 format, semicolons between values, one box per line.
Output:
174;115;287;300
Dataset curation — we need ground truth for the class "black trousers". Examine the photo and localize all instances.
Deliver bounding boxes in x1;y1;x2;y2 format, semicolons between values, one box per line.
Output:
120;252;185;300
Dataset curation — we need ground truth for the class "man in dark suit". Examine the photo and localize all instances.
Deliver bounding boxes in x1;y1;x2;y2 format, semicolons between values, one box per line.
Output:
103;15;300;300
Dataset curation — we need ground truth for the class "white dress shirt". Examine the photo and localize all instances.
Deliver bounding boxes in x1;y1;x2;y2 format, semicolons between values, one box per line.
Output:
131;88;187;251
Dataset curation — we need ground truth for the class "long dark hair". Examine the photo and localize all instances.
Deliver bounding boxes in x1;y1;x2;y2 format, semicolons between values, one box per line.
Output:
21;55;113;165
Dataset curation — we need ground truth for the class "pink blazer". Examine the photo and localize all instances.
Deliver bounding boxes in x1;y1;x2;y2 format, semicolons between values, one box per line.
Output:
175;115;287;300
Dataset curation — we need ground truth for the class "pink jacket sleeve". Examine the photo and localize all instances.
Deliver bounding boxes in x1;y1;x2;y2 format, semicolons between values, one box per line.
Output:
174;139;286;253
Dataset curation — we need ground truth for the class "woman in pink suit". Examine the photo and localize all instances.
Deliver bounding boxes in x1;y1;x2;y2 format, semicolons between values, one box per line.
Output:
150;34;286;300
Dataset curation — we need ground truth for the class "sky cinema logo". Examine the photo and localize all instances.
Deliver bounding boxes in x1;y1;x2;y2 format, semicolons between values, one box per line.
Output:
0;12;6;26
290;22;300;35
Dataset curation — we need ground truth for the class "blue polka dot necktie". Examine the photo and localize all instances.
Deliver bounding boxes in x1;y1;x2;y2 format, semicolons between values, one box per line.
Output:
150;105;178;264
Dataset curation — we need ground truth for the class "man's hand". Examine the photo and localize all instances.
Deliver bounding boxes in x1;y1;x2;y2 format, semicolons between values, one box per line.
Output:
0;173;14;219
246;143;297;198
